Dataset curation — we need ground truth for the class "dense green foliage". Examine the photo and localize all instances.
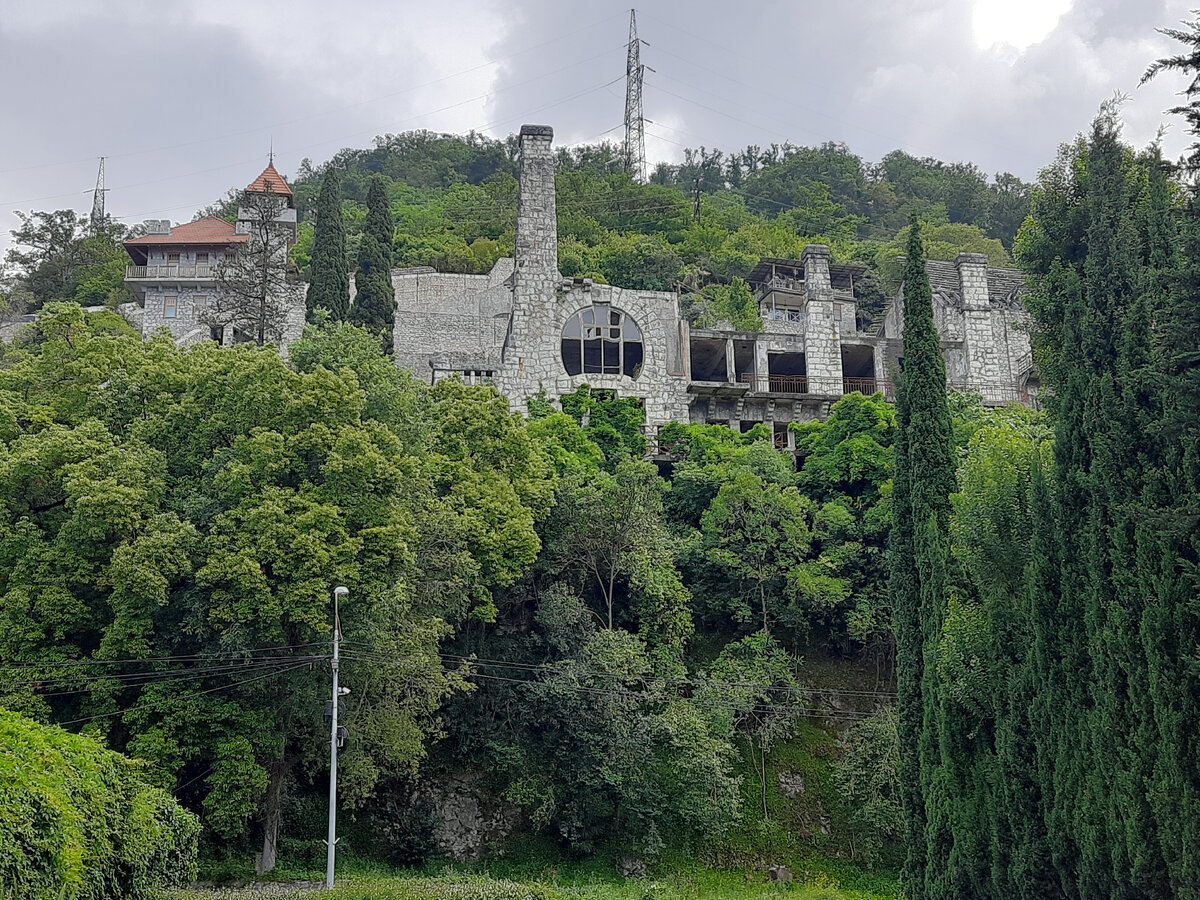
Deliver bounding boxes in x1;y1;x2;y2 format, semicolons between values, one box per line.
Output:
0;305;907;875
0;708;199;899
276;130;1029;331
893;77;1200;899
307;168;350;319
886;222;954;900
0;211;133;312
350;176;397;334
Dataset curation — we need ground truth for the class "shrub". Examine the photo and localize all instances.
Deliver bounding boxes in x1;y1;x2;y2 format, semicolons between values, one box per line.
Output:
0;709;199;899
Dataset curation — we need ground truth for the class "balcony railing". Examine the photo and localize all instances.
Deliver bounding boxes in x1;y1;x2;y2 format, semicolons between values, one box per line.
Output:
738;374;896;398
734;373;1039;407
126;264;217;280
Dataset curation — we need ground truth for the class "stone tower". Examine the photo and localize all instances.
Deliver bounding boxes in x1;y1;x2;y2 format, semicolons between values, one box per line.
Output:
503;125;560;380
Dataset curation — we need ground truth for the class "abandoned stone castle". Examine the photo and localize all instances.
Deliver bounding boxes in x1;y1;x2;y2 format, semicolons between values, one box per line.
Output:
389;125;1037;447
122;126;1038;446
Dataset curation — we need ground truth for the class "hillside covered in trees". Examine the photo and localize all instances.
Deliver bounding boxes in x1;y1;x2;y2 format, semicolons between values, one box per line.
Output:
5;19;1200;900
2;131;1026;337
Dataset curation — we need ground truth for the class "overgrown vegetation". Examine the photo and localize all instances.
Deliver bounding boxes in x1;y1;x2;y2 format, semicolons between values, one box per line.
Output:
0;709;198;899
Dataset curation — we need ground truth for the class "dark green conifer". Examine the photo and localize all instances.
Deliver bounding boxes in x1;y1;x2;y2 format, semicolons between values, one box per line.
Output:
350;176;396;333
306;167;349;319
889;219;954;900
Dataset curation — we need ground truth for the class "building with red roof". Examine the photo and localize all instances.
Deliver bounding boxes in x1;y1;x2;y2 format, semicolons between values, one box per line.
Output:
122;164;303;350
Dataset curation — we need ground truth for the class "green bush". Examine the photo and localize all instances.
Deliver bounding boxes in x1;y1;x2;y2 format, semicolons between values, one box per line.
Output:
0;708;199;899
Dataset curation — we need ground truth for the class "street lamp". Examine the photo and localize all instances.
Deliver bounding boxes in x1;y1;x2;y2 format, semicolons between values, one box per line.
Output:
326;586;349;890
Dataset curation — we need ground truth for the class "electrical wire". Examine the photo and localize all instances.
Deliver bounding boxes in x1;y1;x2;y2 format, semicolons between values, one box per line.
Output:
53;661;312;727
340;643;896;699
338;646;893;720
0;657;325;697
0;643;330;669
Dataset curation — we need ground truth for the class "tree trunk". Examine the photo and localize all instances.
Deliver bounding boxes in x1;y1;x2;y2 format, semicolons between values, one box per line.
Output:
258;756;289;875
760;739;769;821
760;582;769;636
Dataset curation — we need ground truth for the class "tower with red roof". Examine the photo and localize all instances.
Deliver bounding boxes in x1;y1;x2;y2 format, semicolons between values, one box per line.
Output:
123;163;303;349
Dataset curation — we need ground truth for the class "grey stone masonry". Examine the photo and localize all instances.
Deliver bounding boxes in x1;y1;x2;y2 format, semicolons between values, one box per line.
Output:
880;255;1038;407
800;244;843;385
507;124;559;371
957;252;1012;402
389;121;1040;450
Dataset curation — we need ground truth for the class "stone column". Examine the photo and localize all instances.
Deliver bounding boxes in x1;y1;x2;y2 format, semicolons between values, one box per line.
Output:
725;337;736;384
957;252;1004;400
504;125;560;378
801;244;842;394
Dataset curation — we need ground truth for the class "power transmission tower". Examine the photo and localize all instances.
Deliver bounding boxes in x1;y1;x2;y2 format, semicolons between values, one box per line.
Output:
623;9;647;183
90;157;107;234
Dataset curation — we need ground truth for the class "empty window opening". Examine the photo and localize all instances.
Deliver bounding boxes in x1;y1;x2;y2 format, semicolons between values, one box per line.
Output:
773;422;790;450
562;305;644;378
690;338;728;382
841;345;876;393
767;351;807;392
733;340;756;385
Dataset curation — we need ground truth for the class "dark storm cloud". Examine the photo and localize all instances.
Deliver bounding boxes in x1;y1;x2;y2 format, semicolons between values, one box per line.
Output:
0;0;1194;257
0;0;488;252
483;0;1193;179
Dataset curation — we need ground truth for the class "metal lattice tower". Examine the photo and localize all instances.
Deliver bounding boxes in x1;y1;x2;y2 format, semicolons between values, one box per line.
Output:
90;157;106;233
623;9;647;183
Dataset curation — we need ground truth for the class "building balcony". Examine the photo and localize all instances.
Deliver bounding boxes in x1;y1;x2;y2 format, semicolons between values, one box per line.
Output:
126;264;218;280
739;374;896;399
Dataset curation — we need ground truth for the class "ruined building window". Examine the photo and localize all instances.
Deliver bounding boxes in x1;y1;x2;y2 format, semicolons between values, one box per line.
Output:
561;305;643;378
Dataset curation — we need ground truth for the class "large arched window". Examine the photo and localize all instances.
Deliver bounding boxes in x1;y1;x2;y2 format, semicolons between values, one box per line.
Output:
561;305;644;378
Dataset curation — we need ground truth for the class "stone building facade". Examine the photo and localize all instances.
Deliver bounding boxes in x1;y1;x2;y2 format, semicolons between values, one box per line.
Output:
391;124;1038;446
122;164;305;352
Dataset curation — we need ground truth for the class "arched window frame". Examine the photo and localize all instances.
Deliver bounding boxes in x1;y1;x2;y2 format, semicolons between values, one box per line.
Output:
561;304;644;378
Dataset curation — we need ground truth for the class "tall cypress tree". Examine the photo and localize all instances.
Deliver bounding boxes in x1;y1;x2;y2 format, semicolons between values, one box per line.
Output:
350;176;396;333
306;167;349;320
889;220;955;900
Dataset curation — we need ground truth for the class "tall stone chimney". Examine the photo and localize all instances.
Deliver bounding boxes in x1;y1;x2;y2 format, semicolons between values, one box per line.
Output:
515;125;558;296
504;125;560;374
802;244;842;389
956;252;1007;396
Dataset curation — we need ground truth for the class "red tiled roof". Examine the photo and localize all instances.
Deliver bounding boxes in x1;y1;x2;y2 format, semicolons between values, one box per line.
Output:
245;163;293;197
124;216;250;247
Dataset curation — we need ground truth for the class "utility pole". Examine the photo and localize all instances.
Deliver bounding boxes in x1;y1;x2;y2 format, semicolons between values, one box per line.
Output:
623;9;648;183
90;157;106;234
325;585;349;890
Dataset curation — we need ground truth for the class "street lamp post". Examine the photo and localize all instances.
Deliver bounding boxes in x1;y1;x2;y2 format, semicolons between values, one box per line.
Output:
326;585;349;890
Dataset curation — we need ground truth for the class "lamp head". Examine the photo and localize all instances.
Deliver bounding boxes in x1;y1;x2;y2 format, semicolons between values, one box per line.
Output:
333;586;349;598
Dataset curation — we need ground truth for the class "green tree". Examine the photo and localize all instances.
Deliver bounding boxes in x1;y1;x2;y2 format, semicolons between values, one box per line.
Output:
350;176;396;333
833;706;902;866
306;168;349;319
888;218;954;899
695;631;804;820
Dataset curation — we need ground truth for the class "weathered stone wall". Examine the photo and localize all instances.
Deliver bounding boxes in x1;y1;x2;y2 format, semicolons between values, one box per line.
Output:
391;261;513;377
494;279;691;430
799;245;842;389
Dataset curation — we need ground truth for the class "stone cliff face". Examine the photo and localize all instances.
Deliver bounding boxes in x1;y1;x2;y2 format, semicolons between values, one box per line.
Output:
415;773;519;861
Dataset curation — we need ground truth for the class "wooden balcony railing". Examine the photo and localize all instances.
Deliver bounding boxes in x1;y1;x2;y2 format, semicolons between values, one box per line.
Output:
126;264;217;280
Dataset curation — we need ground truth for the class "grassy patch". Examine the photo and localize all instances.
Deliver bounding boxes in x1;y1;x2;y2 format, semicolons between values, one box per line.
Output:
173;866;901;899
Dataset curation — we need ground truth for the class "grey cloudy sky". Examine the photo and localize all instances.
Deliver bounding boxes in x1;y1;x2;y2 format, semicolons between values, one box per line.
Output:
0;0;1195;254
